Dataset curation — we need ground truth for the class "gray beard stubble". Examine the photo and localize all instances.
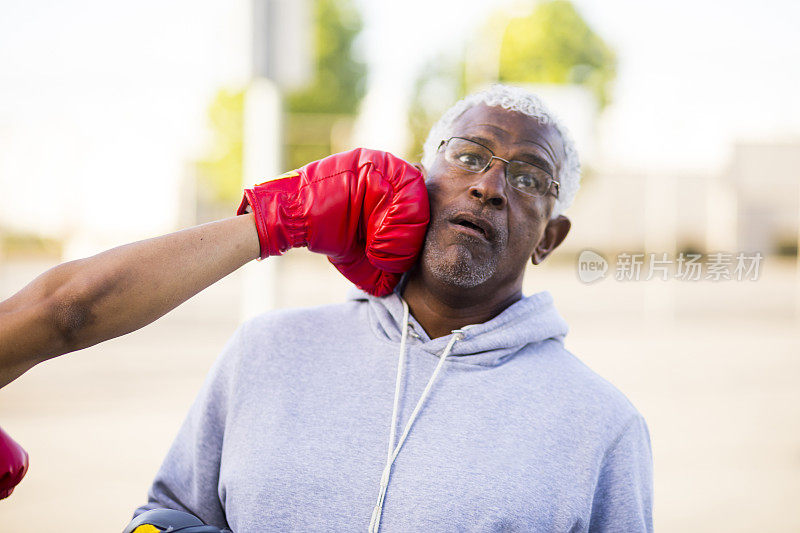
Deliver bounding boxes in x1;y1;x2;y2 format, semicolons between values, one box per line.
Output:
421;216;505;289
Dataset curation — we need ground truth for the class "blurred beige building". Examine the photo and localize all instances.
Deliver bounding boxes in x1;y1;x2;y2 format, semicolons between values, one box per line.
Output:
728;140;800;256
559;138;800;262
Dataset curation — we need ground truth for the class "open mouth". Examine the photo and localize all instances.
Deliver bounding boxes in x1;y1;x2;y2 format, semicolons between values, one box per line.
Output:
450;214;493;241
455;219;486;236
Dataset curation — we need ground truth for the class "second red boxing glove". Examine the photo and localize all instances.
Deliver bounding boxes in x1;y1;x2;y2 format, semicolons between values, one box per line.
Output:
0;425;28;500
237;148;430;297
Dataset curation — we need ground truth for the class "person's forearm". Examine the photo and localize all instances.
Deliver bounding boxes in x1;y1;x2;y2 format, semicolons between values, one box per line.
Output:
0;214;259;387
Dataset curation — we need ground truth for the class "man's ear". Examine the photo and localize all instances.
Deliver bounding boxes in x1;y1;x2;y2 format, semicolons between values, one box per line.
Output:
531;215;571;265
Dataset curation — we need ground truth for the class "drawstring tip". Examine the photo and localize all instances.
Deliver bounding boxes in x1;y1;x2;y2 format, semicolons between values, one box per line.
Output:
369;505;382;533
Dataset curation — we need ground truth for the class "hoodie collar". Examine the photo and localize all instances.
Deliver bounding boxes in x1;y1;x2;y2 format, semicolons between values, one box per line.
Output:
346;279;568;367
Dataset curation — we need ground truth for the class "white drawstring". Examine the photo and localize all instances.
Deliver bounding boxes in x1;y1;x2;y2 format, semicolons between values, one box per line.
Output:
368;298;464;533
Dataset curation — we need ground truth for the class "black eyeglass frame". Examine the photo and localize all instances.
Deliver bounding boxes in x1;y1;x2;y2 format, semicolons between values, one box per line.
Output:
437;137;560;199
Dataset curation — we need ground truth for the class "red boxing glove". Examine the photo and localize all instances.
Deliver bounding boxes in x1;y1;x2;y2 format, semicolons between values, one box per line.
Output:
0;425;29;499
237;148;429;297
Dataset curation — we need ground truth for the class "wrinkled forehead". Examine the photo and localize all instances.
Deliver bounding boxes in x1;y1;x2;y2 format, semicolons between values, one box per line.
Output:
449;103;567;175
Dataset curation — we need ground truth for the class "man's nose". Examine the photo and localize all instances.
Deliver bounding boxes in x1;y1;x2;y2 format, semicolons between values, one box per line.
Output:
468;159;507;208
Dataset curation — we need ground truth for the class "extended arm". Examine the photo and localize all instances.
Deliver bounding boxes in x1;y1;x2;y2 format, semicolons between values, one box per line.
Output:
0;214;259;388
0;148;429;390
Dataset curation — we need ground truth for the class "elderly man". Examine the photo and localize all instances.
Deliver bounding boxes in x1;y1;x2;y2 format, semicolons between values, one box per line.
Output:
0;83;651;528
128;84;653;532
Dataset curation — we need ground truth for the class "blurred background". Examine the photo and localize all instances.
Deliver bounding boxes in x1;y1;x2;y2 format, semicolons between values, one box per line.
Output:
0;0;798;530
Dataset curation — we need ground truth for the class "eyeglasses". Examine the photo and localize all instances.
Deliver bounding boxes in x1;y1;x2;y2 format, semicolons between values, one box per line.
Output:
437;137;560;198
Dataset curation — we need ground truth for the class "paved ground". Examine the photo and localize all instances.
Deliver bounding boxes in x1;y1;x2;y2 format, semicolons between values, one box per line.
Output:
1;251;798;532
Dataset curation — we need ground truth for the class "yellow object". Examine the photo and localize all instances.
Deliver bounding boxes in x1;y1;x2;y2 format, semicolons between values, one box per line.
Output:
131;526;160;533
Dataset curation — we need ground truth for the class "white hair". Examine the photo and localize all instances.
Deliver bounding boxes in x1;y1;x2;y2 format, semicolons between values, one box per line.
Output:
421;84;580;219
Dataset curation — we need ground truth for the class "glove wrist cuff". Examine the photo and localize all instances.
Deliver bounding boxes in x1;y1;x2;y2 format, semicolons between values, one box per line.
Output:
239;189;274;259
239;188;307;258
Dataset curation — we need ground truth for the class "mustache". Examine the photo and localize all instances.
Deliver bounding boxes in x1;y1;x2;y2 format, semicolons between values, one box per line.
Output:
430;204;507;244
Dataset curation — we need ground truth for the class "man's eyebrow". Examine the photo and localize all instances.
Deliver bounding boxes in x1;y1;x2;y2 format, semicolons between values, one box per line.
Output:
464;135;555;175
515;152;554;175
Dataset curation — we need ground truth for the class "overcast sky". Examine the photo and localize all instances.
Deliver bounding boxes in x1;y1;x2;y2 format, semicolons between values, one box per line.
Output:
356;0;800;168
0;0;798;240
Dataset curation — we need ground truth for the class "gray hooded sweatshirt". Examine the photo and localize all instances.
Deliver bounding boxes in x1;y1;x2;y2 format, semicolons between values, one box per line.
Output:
135;286;653;532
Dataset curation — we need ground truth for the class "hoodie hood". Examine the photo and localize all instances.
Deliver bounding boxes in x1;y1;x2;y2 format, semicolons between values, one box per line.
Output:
346;279;569;367
354;277;571;532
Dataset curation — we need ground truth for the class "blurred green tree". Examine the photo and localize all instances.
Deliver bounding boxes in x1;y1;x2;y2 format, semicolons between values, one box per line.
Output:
194;0;366;207
195;88;245;205
406;53;467;161
498;0;616;108
407;0;615;157
285;0;365;115
285;0;366;169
